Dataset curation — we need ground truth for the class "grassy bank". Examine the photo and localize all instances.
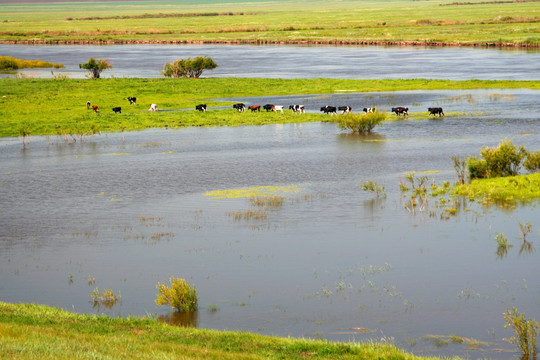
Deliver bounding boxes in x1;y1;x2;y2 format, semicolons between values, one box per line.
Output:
1;78;539;138
0;302;459;360
0;0;539;46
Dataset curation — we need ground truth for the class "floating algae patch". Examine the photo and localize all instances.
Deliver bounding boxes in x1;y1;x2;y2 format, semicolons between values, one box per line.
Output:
205;185;302;200
108;153;131;156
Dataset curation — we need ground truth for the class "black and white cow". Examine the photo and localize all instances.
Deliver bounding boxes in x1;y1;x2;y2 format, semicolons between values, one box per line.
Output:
392;107;408;116
112;107;122;114
127;97;137;105
338;106;352;114
272;105;284;113
195;104;207;112
428;107;444;117
263;104;274;112
363;107;375;113
233;103;246;112
289;105;305;113
320;105;337;114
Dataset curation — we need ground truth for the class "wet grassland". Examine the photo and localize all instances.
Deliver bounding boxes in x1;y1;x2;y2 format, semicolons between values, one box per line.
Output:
1;77;539;138
0;0;539;46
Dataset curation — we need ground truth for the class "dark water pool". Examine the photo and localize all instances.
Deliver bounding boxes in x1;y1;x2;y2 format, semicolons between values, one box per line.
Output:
1;89;539;359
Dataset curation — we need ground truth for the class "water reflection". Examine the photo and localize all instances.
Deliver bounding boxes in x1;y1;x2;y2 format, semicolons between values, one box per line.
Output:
519;240;535;256
158;311;199;328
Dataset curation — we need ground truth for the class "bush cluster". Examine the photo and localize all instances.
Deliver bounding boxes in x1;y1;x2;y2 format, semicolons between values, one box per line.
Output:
337;111;387;134
467;139;539;179
155;276;199;312
162;56;218;78
0;56;63;70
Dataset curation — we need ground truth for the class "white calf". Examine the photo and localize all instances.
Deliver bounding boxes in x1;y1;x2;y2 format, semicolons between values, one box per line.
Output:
272;105;284;113
149;104;158;111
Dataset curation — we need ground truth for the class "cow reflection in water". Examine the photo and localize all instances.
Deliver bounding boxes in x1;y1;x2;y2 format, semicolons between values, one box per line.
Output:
158;310;199;328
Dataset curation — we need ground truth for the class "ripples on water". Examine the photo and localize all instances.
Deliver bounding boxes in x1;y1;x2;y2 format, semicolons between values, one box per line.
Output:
1;44;539;80
1;89;539;358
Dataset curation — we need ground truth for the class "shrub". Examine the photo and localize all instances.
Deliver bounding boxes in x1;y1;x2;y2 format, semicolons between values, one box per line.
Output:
524;150;540;172
468;139;527;179
336;111;386;134
79;58;112;79
156;276;198;312
0;56;19;70
503;307;538;358
162;56;218;78
451;155;467;184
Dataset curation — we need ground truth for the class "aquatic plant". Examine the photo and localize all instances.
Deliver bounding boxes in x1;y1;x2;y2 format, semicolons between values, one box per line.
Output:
0;56;63;70
503;306;538;359
518;221;532;241
451;155;467;185
524;150;540;172
359;180;386;198
206;185;300;199
249;195;284;210
335;111;386;134
79;58;112;79
90;287;121;307
495;232;512;259
155;276;198;312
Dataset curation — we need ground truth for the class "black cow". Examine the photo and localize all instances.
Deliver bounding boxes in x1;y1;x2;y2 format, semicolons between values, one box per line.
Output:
263;104;274;112
428;107;444;117
196;104;207;112
233;103;246;112
363;107;375;113
249;105;261;112
392;107;409;116
127;97;137;105
86;101;91;110
289;105;305;113
112;107;122;114
338;106;352;114
320;105;337;114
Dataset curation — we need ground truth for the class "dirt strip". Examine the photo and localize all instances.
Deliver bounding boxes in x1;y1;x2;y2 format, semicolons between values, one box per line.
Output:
1;39;539;48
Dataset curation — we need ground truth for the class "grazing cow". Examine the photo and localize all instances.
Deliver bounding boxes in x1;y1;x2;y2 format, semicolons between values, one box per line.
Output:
92;105;99;113
233;103;246;112
86;101;91;110
338;106;352;114
127;97;137;105
428;107;444;117
149;104;158;111
272;105;284;113
392;107;408;116
195;104;207;112
249;105;261;112
263;104;274;112
289;105;305;113
363;107;375;113
112;107;122;114
320;105;337;114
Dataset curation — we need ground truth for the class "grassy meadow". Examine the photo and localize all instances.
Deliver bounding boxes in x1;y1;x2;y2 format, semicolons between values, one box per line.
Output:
1;78;540;138
0;0;538;45
0;301;462;360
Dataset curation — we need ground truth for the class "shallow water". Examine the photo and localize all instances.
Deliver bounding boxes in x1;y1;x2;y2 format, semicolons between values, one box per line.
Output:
1;43;539;80
1;89;539;359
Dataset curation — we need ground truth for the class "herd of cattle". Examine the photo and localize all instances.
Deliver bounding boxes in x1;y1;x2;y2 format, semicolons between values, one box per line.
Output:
86;97;445;117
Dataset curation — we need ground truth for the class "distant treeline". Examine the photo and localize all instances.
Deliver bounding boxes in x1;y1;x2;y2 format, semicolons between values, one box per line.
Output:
442;0;539;6
67;12;251;21
0;55;63;70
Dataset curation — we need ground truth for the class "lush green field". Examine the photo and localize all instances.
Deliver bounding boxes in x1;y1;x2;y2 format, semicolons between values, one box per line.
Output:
0;0;538;45
1;78;539;138
0;302;461;360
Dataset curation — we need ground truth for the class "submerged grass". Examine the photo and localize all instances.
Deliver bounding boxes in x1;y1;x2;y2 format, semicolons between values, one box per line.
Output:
1;78;539;138
0;302;455;360
205;185;301;199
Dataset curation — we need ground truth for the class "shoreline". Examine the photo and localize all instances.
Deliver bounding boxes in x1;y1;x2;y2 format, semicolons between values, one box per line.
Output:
1;38;539;48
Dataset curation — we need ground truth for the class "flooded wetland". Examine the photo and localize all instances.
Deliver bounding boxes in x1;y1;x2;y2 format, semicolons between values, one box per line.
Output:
1;45;540;359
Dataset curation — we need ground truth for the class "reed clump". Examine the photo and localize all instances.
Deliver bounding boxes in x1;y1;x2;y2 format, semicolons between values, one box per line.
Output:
503;307;538;359
155;276;198;312
0;56;63;70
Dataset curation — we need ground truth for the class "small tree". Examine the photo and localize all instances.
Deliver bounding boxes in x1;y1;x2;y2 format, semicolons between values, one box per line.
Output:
156;276;198;312
79;58;112;79
162;56;218;78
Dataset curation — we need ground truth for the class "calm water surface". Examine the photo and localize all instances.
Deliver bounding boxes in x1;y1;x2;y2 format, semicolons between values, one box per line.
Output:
1;89;539;359
1;44;539;80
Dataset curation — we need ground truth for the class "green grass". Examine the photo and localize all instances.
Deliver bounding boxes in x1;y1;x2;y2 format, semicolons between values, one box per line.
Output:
453;173;540;206
0;0;539;46
0;301;459;360
1;78;539;138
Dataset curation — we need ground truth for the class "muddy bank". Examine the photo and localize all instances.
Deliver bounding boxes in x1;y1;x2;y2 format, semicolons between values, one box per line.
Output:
1;38;539;48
